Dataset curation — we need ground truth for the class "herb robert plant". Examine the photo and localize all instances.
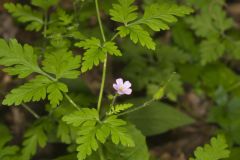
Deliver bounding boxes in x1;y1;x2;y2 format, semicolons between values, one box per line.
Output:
0;0;230;160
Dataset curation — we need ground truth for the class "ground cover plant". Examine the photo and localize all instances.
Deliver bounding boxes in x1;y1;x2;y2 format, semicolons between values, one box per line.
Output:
0;0;240;159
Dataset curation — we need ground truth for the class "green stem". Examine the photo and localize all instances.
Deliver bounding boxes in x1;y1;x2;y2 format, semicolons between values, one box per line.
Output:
40;11;80;111
95;0;107;113
43;11;48;38
98;145;105;160
94;2;107;158
116;72;176;116
22;103;40;119
97;57;107;113
38;70;80;110
111;94;118;107
111;33;119;41
38;70;57;81
117;99;155;117
64;93;81;111
95;0;106;42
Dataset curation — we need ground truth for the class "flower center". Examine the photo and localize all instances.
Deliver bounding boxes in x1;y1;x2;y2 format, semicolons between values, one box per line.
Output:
119;86;124;92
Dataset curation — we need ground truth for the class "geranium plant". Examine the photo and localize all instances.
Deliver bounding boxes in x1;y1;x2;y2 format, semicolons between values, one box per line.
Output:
0;0;238;160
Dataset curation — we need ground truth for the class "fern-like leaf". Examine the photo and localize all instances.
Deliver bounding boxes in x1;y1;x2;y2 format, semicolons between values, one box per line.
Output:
3;76;51;106
109;0;138;25
3;76;68;107
4;3;43;31
47;82;68;107
200;37;225;65
62;108;99;127
190;135;230;160
63;109;134;160
76;124;99;160
42;49;81;79
108;103;133;115
102;42;122;56
0;124;19;159
117;25;156;50
75;38;105;72
110;1;193;50
31;0;59;10
0;39;42;78
21;119;49;160
135;3;193;31
103;116;135;147
75;38;122;72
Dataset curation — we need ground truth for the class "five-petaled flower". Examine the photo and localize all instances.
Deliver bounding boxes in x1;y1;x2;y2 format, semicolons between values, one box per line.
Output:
113;78;132;95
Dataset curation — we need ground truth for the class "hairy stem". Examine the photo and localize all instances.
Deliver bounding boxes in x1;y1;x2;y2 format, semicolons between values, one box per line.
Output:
95;0;107;114
22;103;40;119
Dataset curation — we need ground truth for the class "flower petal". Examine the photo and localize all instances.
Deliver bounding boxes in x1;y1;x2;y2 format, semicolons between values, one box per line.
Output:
113;84;119;90
116;78;123;85
117;90;125;95
123;81;131;88
123;88;132;95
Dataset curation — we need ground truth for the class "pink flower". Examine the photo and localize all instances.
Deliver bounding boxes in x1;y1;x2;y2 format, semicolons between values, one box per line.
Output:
113;78;132;95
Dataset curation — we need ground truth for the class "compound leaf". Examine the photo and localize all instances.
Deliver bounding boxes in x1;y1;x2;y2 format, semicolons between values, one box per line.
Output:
103;116;135;147
108;103;133;115
102;42;122;56
4;3;43;31
200;37;225;65
117;25;155;50
63;109;134;160
136;3;193;31
0;39;41;78
76;124;99;160
105;125;149;160
75;38;122;72
42;49;81;79
3;76;51;106
47;82;68;107
109;0;138;24
21;119;49;160
32;0;59;10
3;76;68;107
190;135;230;160
62;108;99;127
75;38;105;72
